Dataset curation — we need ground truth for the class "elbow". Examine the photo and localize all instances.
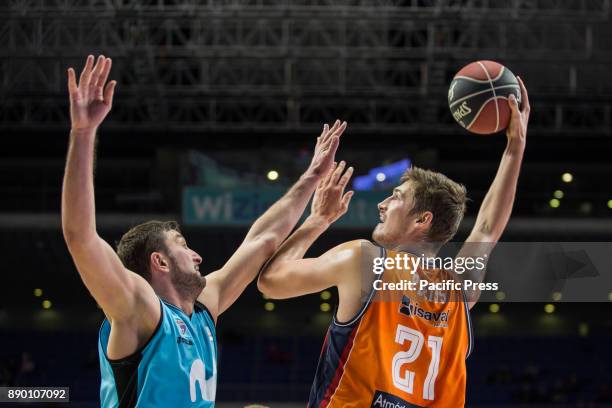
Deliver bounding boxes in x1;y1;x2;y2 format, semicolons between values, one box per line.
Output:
257;273;273;296
257;271;282;299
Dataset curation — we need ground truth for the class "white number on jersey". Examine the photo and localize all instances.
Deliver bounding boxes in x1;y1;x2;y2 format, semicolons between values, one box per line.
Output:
392;324;443;401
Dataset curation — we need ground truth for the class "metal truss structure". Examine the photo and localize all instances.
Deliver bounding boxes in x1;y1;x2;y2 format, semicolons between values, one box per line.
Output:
1;0;611;134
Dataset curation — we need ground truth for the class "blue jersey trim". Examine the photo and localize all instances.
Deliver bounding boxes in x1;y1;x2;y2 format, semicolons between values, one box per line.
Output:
461;289;474;359
333;245;386;327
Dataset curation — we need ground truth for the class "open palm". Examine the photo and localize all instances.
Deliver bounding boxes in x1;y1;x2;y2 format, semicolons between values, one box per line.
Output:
68;55;116;130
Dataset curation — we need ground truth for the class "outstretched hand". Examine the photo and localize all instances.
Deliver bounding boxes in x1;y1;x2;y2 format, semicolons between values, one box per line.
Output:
310;160;354;226
506;76;530;144
306;120;347;180
68;55;116;131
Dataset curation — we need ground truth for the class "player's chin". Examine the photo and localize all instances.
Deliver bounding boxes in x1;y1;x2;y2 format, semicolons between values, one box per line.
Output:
372;224;385;244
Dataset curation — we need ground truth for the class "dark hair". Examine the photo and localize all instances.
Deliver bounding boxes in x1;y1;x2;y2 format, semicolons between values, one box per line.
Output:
400;167;467;244
116;220;180;281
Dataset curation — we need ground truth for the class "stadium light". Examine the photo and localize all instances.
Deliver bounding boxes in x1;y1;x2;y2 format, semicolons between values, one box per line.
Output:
264;302;275;312
552;292;562;302
553;190;564;199
320;291;331;300
33;288;42;297
561;173;573;183
544;304;555;314
495;291;506;301
42;300;52;309
320;303;331;312
376;172;386;182
489;304;500;313
267;170;279;181
549;199;560;208
608;200;612;209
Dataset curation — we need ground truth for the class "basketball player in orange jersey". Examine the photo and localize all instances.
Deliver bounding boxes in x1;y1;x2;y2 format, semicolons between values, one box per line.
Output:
259;78;530;407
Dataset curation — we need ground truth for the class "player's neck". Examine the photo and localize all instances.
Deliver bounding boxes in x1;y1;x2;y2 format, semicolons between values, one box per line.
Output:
392;241;439;258
154;284;197;316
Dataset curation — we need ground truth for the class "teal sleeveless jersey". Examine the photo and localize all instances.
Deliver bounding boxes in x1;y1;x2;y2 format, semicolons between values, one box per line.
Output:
98;299;217;407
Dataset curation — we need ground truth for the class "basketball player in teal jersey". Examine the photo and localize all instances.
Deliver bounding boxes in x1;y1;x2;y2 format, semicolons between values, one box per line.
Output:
62;55;347;407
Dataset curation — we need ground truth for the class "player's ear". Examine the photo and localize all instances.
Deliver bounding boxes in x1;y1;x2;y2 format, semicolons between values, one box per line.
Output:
416;211;433;226
150;252;170;273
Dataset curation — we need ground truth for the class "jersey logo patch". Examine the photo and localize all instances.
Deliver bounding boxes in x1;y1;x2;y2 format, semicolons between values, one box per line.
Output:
371;390;421;408
399;296;450;328
175;317;188;337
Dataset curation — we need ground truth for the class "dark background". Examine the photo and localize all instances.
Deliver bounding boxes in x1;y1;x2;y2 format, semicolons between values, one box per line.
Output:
0;0;611;406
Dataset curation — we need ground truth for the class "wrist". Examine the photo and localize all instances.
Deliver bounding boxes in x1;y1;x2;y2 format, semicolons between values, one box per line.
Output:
301;168;323;184
71;126;98;136
506;137;525;155
304;214;331;231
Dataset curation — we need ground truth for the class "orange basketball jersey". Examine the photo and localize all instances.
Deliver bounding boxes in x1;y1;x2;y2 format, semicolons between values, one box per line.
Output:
308;248;473;408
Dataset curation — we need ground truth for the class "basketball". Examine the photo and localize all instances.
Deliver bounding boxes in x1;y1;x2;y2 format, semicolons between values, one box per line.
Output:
448;60;521;135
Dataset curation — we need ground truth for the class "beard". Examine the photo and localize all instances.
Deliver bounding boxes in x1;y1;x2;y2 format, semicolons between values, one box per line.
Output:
372;223;390;247
168;256;206;301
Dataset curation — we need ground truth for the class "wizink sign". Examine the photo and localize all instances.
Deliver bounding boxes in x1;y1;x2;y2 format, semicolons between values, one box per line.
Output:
182;187;386;227
183;187;282;225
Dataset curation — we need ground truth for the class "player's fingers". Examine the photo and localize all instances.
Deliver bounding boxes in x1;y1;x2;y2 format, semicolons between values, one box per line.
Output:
341;190;354;212
331;121;347;139
508;93;520;119
103;80;116;106
79;55;94;89
517;76;530;117
319;161;337;190
323;119;341;143
316;123;328;148
67;68;78;98
97;58;112;90
89;55;105;90
338;166;354;189
321;135;339;165
330;160;346;186
321;121;343;150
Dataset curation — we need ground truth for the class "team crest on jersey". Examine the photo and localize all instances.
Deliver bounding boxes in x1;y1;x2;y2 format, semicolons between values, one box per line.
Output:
175;317;187;336
175;317;194;345
399;295;450;328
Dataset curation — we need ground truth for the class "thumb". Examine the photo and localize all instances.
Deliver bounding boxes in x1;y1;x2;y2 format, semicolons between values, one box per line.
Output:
341;190;354;211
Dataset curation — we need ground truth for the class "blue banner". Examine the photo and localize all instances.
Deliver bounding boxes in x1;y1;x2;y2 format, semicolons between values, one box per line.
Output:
182;187;388;227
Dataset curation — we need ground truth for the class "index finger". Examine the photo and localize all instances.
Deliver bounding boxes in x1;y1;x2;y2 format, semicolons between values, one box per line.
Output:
517;76;530;114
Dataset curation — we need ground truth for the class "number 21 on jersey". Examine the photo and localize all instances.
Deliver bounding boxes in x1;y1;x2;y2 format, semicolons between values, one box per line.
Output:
392;324;442;401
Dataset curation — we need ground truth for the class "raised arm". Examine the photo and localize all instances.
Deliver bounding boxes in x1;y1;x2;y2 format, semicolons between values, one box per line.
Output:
199;121;348;319
257;161;360;299
457;77;530;308
62;55;158;338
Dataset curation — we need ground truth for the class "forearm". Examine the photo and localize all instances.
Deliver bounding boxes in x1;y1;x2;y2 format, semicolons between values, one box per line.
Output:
246;171;320;247
258;216;328;292
473;138;525;239
61;128;98;244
